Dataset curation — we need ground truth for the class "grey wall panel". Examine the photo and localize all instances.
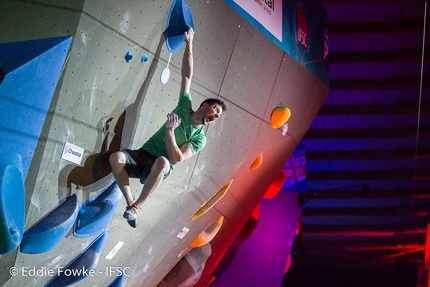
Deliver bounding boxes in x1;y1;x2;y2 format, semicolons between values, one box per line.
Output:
220;21;285;119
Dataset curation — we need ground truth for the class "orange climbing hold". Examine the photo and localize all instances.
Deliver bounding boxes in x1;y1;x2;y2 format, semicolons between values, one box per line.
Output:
178;216;225;258
270;107;291;129
250;154;263;170
189;216;224;248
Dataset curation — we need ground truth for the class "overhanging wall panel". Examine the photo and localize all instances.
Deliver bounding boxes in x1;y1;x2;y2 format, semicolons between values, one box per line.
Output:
191;104;261;190
98;0;169;43
187;1;242;95
0;1;82;43
0;0;329;286
268;55;330;142
220;21;284;119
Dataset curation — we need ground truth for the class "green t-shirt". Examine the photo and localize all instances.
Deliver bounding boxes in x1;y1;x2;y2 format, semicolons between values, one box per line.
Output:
142;93;206;169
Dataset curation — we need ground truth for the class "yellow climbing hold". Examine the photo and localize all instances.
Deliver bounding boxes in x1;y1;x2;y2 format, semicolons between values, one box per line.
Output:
191;179;234;220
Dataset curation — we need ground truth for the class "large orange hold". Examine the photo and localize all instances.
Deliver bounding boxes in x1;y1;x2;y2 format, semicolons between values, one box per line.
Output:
270;107;291;129
178;216;225;258
188;216;224;248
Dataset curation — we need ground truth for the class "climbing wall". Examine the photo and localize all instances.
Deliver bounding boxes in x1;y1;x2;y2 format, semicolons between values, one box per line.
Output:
0;0;329;286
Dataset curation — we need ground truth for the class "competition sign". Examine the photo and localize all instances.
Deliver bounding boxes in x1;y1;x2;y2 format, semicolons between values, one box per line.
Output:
224;0;329;86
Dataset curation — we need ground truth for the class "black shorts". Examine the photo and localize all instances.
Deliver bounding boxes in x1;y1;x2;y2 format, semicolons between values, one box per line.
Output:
122;148;170;184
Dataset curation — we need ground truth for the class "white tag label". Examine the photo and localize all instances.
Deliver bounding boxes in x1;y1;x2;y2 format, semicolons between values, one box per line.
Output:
176;227;190;239
105;241;125;260
61;142;84;165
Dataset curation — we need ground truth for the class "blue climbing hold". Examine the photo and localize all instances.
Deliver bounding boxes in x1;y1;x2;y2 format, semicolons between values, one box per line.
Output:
20;194;79;254
125;51;133;63
107;270;126;287
141;54;149;63
0;153;25;254
73;180;122;238
165;0;195;53
45;230;109;287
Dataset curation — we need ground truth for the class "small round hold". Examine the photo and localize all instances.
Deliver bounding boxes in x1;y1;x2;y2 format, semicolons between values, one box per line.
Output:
160;67;170;84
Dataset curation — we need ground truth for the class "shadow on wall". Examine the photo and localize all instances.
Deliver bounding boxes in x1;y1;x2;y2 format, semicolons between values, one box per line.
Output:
57;32;168;202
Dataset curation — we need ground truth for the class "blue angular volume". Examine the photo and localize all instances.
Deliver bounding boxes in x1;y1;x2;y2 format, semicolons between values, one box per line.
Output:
165;0;194;53
20;194;79;254
45;230;109;287
74;181;122;238
0;36;72;178
0;153;25;254
107;270;126;287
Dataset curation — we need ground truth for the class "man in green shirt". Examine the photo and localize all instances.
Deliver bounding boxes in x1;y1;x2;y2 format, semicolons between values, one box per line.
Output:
109;27;227;228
